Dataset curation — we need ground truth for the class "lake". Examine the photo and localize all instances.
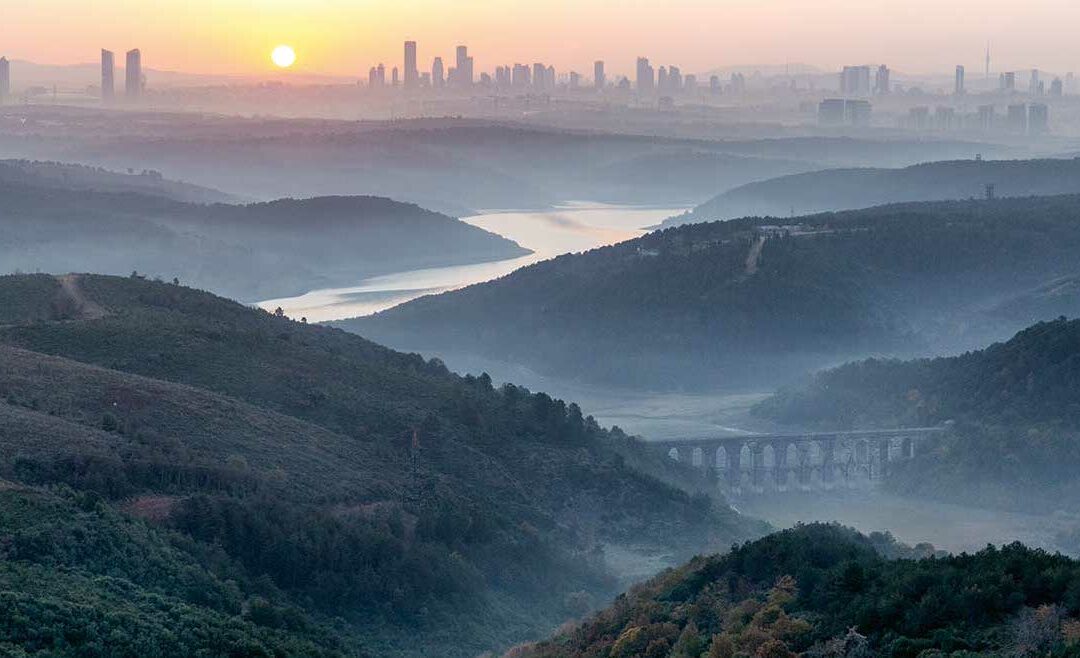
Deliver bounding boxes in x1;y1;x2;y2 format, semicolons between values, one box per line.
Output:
256;202;684;322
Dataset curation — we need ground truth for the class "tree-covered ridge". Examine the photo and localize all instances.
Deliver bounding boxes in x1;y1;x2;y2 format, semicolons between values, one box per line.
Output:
0;178;527;301
664;157;1080;228
0;483;350;657
755;318;1080;431
350;194;1080;390
520;523;1080;658
753;318;1080;511
0;274;762;657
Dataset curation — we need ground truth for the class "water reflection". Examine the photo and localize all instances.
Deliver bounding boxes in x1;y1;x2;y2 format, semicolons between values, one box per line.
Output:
258;202;684;322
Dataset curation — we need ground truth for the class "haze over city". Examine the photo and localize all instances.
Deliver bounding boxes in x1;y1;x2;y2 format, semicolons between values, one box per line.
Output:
7;1;1080;657
7;0;1080;76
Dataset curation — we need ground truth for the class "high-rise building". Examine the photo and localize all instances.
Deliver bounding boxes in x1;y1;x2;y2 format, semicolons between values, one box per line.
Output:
1050;78;1063;98
369;63;386;87
1000;72;1016;92
101;49;115;101
955;65;965;95
1029;69;1041;96
546;65;555;89
432;57;444;88
1006;103;1028;133
709;75;721;94
845;99;872;126
818;98;846;124
874;65;890;95
684;74;697;93
1029;103;1049;134
533;63;546;90
657;66;668;91
512;63;530;88
403;41;418;89
840;65;871;95
594;61;605;90
391;67;399;87
455;46;472;86
0;57;9;104
636;57;654;94
977;105;995;131
569;71;581;89
125;49;141;100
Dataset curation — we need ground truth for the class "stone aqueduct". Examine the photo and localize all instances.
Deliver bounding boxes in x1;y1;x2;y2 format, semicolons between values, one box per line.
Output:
650;427;945;495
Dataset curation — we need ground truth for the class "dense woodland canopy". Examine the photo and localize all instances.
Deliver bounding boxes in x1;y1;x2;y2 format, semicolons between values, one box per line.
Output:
350;194;1080;390
0;273;763;657
521;523;1080;658
755;318;1080;511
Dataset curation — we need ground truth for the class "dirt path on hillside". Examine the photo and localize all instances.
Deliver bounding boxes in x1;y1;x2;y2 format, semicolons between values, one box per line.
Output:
744;235;766;276
56;275;108;320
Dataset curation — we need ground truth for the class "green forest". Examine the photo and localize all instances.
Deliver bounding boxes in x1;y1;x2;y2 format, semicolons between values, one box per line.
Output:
523;523;1080;658
0;273;762;657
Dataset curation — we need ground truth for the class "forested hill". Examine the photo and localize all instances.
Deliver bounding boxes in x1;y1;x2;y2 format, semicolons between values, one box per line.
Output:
0;158;238;203
0;179;528;301
754;317;1080;431
347;194;1080;390
753;318;1080;511
662;158;1080;228
0;274;763;657
519;523;1080;658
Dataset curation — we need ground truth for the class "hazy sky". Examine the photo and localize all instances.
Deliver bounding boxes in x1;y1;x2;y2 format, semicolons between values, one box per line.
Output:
5;0;1080;78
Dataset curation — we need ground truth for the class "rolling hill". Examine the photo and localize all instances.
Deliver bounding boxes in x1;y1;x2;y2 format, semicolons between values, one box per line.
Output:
753;317;1080;511
0;273;764;657
0;177;528;301
346;195;1080;391
519;523;1080;658
661;158;1080;228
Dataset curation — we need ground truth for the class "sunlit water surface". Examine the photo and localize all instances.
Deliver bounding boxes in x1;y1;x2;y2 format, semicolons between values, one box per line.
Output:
257;202;684;322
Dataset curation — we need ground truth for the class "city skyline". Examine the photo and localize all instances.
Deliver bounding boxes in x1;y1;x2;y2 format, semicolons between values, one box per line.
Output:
5;0;1080;78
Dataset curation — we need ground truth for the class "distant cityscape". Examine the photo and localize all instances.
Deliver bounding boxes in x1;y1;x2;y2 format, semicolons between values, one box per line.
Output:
0;40;1074;137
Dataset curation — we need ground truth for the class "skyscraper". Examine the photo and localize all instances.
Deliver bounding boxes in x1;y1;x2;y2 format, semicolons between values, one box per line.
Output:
955;65;965;95
533;63;546;90
403;41;418;89
0;57;8;104
101;49;115;102
1029;69;1041;96
125;49;141;101
874;65;890;95
636;57;654;94
1029;103;1049;134
594;61;605;90
432;57;444;88
455;46;472;87
840;66;871;95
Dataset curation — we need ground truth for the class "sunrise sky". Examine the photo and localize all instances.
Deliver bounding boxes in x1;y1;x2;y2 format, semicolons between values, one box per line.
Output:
6;0;1080;77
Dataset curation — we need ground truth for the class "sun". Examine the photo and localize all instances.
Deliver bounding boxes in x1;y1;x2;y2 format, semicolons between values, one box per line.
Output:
271;45;296;69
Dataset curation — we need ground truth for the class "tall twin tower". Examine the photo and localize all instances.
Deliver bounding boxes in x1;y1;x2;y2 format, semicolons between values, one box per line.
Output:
101;48;141;102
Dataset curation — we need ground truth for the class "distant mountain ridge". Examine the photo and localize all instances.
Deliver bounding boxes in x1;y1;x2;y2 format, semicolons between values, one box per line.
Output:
662;157;1080;228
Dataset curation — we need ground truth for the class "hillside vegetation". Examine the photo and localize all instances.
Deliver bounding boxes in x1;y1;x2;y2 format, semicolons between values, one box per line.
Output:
521;523;1080;658
0;273;762;657
348;195;1080;390
662;158;1080;228
0;178;527;301
754;318;1080;511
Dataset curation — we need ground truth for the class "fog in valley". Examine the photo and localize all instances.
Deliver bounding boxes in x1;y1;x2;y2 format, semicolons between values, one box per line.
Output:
8;7;1080;655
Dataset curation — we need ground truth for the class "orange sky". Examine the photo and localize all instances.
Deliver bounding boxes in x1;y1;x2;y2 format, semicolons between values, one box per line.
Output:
5;0;1080;77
